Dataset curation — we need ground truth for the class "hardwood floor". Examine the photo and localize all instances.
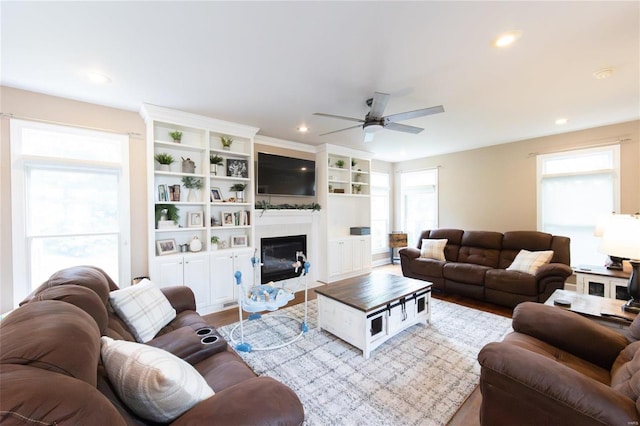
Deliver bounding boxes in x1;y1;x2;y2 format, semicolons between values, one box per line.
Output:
203;264;513;426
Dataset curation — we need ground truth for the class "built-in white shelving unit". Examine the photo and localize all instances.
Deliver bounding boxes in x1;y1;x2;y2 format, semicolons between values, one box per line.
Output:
141;104;259;314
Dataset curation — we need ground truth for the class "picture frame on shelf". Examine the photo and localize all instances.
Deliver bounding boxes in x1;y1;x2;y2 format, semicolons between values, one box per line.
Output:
210;187;222;201
156;239;177;256
231;235;248;248
187;211;203;227
227;159;249;178
222;212;234;226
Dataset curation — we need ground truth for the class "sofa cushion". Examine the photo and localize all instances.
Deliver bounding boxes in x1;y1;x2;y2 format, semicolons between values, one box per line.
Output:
100;336;214;423
485;269;538;296
420;239;447;260
611;341;640;400
457;231;502;267
410;258;446;278
422;229;464;261
443;262;491;285
0;300;101;387
109;279;176;343
507;250;554;275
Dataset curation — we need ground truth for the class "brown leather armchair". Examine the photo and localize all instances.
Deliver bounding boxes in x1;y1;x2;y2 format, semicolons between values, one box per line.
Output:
478;302;640;425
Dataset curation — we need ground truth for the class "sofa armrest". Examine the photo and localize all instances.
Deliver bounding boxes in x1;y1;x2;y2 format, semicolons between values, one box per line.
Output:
399;247;420;261
478;342;639;425
161;286;196;313
170;376;304;426
512;302;628;369
535;262;573;280
146;326;227;364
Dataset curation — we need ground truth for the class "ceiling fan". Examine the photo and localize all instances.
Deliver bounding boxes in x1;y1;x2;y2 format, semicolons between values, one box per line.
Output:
314;92;444;142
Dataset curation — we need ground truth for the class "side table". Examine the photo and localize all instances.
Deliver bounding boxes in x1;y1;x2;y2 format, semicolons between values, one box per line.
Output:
545;289;636;332
574;265;630;301
388;232;408;264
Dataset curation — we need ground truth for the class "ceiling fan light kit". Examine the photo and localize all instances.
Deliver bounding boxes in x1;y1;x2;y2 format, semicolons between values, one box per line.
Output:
314;91;444;142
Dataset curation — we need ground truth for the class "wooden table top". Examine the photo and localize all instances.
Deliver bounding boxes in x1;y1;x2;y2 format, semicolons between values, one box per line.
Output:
545;289;637;326
315;274;432;312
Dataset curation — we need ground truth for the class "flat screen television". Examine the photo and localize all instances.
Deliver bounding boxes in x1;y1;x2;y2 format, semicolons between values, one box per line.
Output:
257;152;316;197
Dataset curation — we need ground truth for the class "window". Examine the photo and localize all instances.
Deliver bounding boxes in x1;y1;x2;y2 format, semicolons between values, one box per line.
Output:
370;171;390;253
10;119;130;306
537;145;620;267
400;168;438;246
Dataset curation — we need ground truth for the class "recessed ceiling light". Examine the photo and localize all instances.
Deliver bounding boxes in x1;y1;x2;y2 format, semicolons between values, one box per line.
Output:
593;68;613;80
297;126;308;133
85;70;112;84
555;118;569;125
492;31;522;48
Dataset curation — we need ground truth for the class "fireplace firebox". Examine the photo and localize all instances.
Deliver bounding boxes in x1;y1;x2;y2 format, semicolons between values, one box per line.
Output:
261;235;307;284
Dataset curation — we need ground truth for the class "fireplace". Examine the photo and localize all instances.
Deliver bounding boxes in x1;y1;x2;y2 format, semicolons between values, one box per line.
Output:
261;235;307;284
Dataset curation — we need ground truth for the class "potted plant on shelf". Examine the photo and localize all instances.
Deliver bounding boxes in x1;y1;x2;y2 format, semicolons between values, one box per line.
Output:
182;176;203;202
154;153;174;171
169;130;183;143
210;154;224;175
335;159;345;168
210;235;220;250
230;183;247;203
154;204;179;228
351;159;357;169
220;136;233;150
353;184;362;194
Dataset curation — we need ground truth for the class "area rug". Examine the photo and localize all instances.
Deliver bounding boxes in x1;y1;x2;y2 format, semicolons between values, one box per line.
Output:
218;299;512;426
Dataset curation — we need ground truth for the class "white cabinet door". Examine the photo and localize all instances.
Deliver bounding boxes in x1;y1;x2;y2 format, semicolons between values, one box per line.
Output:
328;239;353;277
235;250;254;293
360;237;372;269
153;256;185;287
210;252;235;306
184;253;210;308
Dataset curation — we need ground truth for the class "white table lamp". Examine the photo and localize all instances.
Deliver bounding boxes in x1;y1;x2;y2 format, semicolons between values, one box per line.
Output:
599;214;640;313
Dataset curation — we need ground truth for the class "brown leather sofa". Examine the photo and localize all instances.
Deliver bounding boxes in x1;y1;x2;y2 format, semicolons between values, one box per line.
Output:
399;229;573;308
0;266;304;425
478;302;640;425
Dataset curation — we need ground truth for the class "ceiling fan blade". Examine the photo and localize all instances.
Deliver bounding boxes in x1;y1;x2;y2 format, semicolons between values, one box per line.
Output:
368;92;391;119
313;112;364;123
319;124;363;136
384;105;445;123
384;122;424;134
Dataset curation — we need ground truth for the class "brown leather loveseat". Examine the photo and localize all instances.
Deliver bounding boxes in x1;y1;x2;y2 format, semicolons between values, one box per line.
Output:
0;266;304;425
400;229;572;308
478;302;640;425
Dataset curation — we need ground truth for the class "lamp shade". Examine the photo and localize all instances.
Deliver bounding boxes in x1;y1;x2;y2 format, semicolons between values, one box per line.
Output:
598;215;640;260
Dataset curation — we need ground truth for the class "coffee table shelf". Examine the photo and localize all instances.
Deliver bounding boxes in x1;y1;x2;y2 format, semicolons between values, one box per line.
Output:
316;274;432;359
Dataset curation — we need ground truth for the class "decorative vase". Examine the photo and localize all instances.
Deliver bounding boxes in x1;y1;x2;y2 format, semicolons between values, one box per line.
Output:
236;191;245;203
210;164;216;173
189;236;202;252
182;158;195;174
187;189;198;202
159;164;171;172
223;145;230;151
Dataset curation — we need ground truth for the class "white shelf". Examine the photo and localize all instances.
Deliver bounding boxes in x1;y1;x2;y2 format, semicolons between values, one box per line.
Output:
154;140;205;152
155;227;205;233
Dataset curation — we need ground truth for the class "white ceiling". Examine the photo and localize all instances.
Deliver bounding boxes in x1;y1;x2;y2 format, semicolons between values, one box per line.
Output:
2;1;639;161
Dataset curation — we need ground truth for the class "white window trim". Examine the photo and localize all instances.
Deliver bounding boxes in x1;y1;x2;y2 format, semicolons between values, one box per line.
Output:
370;171;391;254
398;168;439;246
10;119;131;306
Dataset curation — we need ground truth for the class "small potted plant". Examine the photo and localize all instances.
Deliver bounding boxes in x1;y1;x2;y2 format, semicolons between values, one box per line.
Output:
155;204;179;227
154;152;174;171
210;154;224;174
335;159;345;168
351;159;357;169
230;183;247;202
220;136;233;150
182;176;203;202
169;130;183;143
210;235;220;250
353;184;362;194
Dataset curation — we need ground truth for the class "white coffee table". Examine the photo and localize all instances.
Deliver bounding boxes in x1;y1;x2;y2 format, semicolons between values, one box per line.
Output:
316;274;432;359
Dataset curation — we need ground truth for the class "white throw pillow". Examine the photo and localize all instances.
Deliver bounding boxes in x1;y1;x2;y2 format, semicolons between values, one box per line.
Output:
420;239;448;261
100;336;214;422
507;250;554;275
109;279;176;343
